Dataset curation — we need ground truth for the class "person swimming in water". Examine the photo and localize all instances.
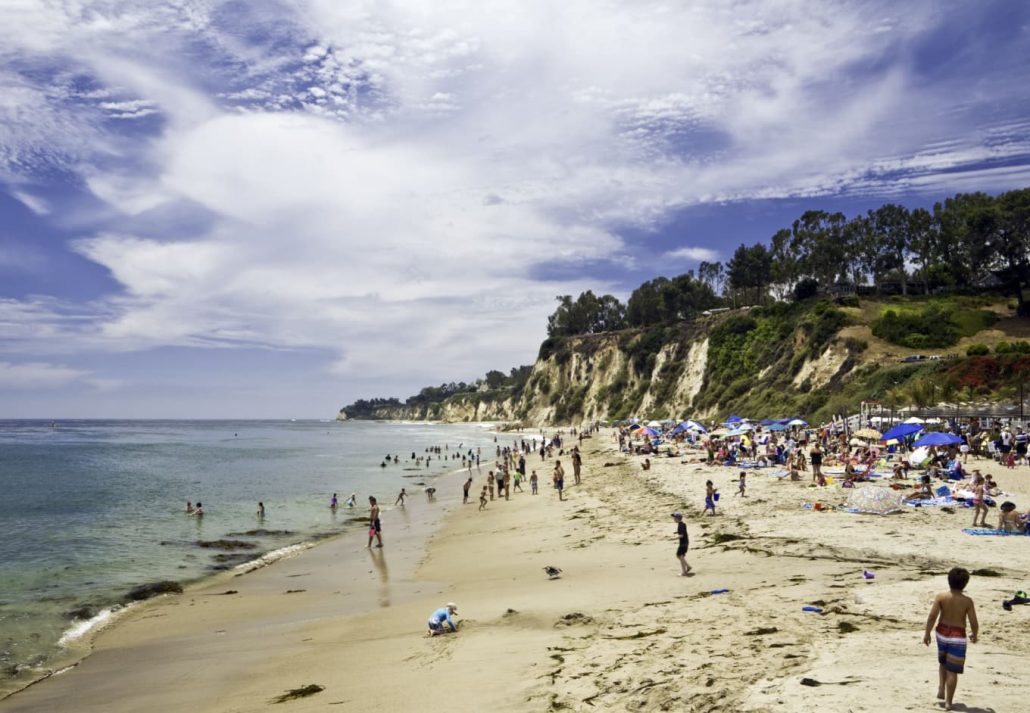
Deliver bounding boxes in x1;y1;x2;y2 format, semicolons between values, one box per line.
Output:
346;493;356;508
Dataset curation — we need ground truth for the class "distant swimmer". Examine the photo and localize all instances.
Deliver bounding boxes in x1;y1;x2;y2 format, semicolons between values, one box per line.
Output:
395;488;407;507
381;461;387;468
185;501;194;514
345;493;356;508
330;493;339;510
193;502;204;517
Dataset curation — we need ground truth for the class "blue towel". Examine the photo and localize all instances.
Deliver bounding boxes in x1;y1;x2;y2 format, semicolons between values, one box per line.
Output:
962;528;1029;537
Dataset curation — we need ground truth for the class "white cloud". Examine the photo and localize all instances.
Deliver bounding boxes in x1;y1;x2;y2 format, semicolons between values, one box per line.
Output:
11;189;49;215
0;361;89;389
0;0;1028;402
665;247;719;262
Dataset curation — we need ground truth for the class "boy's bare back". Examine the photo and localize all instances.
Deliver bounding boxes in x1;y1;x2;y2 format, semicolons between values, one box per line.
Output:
932;590;978;639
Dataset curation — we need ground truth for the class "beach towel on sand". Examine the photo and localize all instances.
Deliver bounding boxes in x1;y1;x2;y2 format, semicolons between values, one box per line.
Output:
962;528;1029;537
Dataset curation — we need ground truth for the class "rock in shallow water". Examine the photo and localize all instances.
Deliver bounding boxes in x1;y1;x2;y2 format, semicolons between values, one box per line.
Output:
125;581;183;601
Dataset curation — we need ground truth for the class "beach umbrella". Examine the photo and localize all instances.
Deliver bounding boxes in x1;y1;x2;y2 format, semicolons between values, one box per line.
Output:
646;420;662;428
683;420;707;432
912;432;962;448
846;486;904;515
854;427;882;440
787;418;808;427
881;423;922;441
904;416;925;424
635;427;659;437
726;415;743;423
768;423;787;431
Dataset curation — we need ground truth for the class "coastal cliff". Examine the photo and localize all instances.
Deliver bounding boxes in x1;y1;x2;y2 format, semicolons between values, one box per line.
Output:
339;295;1029;426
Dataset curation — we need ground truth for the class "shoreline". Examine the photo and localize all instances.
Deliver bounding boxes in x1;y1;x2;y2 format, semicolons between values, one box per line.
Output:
0;451;480;707
3;434;1030;711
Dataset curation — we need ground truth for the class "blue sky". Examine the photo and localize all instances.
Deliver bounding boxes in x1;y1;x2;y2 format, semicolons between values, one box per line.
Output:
2;1;1030;418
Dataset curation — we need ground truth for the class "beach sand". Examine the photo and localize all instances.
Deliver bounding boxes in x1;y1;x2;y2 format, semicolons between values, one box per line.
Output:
3;435;1029;712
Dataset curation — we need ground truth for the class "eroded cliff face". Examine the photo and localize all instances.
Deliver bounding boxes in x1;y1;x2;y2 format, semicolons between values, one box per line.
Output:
338;307;868;425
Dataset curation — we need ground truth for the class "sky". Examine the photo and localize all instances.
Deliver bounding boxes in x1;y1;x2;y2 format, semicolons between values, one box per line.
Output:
2;1;1030;418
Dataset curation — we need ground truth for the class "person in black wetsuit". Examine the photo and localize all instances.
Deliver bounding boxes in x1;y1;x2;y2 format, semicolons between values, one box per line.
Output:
672;512;691;576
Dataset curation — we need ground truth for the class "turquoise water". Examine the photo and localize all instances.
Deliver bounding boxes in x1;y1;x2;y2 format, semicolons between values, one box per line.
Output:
0;419;499;695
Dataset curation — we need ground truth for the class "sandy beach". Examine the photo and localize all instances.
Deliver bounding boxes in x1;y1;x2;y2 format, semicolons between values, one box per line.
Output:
3;433;1029;712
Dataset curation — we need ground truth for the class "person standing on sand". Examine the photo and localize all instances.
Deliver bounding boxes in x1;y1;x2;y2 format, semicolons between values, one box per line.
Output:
924;567;978;711
479;487;488;510
367;496;383;548
487;471;495;500
395;488;407;507
736;472;746;497
970;474;989;528
463;476;473;504
704;481;717;516
671;512;691;576
553;460;565;501
809;444;822;482
530;470;539;494
572;448;582;485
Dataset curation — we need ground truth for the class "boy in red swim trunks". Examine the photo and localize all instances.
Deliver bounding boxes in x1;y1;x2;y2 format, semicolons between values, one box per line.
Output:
923;567;979;711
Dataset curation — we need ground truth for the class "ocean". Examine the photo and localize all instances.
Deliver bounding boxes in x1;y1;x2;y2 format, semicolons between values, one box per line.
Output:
0;419;504;698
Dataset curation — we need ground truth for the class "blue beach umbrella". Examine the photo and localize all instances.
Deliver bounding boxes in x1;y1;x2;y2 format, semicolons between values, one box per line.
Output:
881;423;922;441
912;432;962;448
768;423;787;431
635;427;659;437
725;415;743;423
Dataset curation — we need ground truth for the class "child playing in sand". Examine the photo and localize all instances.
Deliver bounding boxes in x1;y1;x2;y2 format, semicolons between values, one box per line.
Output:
736;472;746;497
479;487;488;510
704;481;717;516
923;567;978;711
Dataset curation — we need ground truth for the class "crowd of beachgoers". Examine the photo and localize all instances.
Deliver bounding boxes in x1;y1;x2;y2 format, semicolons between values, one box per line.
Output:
618;415;1030;534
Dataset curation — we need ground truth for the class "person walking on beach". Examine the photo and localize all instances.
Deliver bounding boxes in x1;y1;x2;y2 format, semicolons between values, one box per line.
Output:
671;512;691;576
479;487;488;510
704;481;717;516
367;496;383;548
503;470;511;500
531;470;539;494
487;471;495;500
572;448;582;485
736;472;746;497
395;488;407;507
553;460;565;501
513;469;523;492
924;567;978;711
463;476;473;504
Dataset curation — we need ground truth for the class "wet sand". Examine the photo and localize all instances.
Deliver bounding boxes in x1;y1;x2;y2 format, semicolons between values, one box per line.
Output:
3;435;1029;712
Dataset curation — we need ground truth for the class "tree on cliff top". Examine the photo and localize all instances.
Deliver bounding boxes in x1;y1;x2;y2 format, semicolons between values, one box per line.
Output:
547;291;626;337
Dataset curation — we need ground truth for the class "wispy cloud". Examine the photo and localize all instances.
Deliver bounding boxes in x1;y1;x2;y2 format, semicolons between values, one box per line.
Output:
664;247;719;263
0;0;1028;410
0;361;89;389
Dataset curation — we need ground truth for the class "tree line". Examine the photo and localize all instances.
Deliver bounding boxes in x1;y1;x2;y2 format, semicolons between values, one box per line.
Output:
546;188;1030;337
